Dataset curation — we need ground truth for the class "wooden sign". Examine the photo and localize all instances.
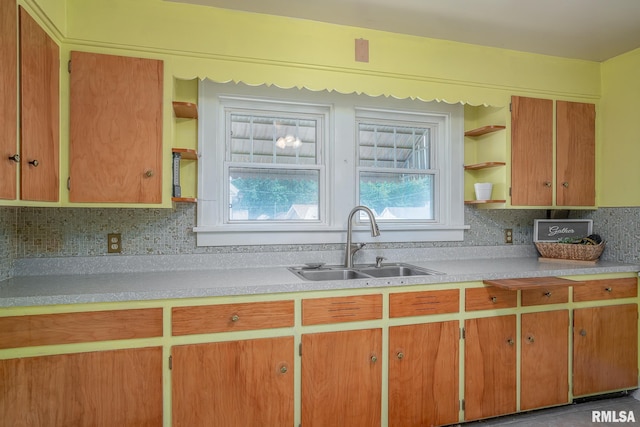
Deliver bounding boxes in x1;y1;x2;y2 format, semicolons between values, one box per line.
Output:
533;219;593;242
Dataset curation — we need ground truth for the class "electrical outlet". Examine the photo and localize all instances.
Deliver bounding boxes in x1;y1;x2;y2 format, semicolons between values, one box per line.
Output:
504;229;513;244
108;233;122;253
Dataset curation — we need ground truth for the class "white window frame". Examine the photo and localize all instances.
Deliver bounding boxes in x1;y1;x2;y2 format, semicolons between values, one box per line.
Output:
195;81;467;246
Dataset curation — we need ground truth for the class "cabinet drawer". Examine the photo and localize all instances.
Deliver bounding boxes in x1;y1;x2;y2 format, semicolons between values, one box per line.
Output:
302;294;382;325
0;308;163;350
465;287;517;311
521;287;569;306
390;289;459;318
573;278;637;302
172;300;294;336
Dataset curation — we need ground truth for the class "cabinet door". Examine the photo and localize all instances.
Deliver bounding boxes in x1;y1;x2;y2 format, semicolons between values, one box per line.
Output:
556;100;595;206
69;51;163;203
0;0;17;200
521;310;569;410
389;321;459;427
302;329;382;427
573;304;638;396
172;337;294;427
464;315;516;421
511;96;553;206
0;347;163;426
19;7;59;201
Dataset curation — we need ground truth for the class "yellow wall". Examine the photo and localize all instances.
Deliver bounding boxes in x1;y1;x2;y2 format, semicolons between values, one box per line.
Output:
599;47;640;207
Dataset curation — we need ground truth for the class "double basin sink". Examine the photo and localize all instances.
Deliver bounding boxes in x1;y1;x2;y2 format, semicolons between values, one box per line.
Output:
289;263;444;281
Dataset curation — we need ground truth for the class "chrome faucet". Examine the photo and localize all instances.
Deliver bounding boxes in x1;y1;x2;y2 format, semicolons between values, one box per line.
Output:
344;205;380;268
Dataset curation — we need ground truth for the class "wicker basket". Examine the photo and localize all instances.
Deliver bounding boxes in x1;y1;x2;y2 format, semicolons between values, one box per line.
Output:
535;241;605;261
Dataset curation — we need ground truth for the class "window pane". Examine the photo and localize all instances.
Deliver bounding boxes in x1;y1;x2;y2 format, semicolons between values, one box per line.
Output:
359;171;434;220
358;123;431;169
229;167;319;221
229;114;317;165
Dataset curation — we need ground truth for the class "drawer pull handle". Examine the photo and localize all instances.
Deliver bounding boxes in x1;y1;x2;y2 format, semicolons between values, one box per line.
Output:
231;314;240;322
544;291;552;297
397;352;404;360
605;287;612;292
490;296;498;303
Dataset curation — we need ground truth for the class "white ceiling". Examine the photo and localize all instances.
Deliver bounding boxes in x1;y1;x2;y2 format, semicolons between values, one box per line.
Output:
169;0;640;61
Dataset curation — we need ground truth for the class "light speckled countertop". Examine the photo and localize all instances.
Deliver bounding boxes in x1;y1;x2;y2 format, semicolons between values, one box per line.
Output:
1;246;638;307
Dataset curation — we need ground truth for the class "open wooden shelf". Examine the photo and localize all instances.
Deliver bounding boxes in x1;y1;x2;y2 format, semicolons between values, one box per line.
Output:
172;101;198;119
464;199;506;205
464;125;505;137
172;148;198;160
464;161;506;170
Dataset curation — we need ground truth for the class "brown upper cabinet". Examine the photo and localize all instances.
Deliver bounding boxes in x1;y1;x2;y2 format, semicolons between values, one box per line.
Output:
69;51;163;203
1;4;59;202
511;96;595;207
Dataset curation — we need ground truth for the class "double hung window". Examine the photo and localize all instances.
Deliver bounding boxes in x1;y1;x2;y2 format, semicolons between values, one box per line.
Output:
196;81;465;246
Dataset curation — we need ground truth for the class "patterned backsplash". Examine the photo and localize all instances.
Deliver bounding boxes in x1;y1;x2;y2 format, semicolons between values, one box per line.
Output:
1;204;638;281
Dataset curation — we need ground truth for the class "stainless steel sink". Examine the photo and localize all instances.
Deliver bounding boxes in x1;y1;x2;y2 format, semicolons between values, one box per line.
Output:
357;264;442;278
289;263;443;281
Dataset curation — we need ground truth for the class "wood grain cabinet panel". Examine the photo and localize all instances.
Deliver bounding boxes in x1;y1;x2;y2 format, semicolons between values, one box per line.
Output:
19;6;59;201
69;51;163;203
465;286;517;311
389;289;459;318
556;100;596;206
302;329;382;427
0;0;17;200
511;96;553;206
0;308;163;349
389;321;459;427
172;337;294;427
521;310;569;410
573;277;637;302
573;304;638;396
0;347;163;426
302;294;382;325
464;315;517;421
172;300;294;335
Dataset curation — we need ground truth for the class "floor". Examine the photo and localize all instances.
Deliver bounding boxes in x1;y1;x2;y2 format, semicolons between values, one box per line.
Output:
459;392;640;426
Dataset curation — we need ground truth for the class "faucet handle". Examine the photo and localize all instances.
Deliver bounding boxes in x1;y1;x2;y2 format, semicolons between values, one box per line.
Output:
375;256;386;268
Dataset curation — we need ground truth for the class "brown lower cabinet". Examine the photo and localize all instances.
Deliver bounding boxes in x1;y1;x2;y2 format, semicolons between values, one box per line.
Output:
0;347;163;426
301;329;382;427
521;310;569;410
388;321;459;427
464;315;517;421
172;336;294;427
573;303;638;396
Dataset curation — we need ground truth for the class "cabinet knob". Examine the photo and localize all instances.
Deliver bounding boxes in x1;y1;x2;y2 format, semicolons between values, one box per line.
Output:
396;352;404;360
145;169;154;178
230;314;240;322
544;181;552;187
605;287;612;292
562;181;569;188
506;338;514;346
28;159;39;167
370;355;378;363
527;335;535;343
8;154;20;163
580;329;587;337
279;365;288;374
490;296;498;303
544;291;552;298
